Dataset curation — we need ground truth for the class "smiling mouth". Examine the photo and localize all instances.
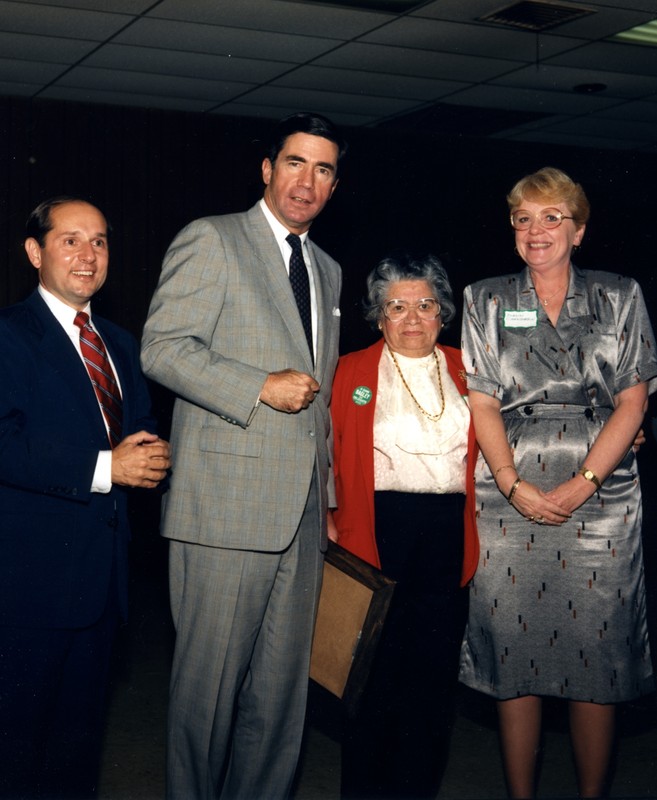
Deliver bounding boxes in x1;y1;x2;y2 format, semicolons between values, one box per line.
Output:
72;270;95;276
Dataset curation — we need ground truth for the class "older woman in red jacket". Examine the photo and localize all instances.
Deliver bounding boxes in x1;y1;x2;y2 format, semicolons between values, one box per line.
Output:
329;251;479;799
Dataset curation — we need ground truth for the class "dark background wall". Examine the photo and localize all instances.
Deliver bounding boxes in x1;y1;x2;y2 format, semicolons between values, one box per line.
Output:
2;94;656;360
3;92;657;665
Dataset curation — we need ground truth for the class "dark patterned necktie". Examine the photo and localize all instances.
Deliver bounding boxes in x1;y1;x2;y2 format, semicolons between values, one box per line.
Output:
286;233;313;363
74;311;123;448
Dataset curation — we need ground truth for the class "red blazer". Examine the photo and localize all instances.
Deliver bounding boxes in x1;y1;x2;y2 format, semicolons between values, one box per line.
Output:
331;338;479;587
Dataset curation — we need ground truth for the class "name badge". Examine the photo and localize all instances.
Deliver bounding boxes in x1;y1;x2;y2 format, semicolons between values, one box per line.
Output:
503;309;537;328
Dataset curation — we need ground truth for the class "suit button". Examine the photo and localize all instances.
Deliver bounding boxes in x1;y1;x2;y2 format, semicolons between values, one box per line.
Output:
308;431;315;438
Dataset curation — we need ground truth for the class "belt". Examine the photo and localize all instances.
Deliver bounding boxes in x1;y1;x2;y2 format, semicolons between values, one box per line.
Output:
504;404;612;421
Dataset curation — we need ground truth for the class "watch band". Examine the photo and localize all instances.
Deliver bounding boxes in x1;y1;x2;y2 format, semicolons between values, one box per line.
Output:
579;466;602;491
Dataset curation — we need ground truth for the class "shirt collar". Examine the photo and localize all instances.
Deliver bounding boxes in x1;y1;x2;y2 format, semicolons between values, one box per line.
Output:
38;285;91;329
259;198;309;252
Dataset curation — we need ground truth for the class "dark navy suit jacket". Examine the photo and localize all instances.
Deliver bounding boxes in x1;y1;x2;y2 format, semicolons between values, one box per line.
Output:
0;290;155;629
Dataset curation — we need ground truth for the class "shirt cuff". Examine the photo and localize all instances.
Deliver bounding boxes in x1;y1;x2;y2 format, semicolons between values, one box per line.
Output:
92;450;113;494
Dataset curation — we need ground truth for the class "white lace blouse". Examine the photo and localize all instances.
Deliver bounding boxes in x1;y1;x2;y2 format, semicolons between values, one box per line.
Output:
373;346;470;494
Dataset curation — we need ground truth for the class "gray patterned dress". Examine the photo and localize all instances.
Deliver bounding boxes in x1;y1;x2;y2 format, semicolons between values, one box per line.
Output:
459;265;657;702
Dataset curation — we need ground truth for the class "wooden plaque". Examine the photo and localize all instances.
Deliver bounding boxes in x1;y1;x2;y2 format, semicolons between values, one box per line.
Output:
310;541;396;715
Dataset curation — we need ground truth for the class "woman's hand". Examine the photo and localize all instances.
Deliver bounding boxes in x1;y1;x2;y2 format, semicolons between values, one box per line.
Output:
545;474;598;516
510;479;572;526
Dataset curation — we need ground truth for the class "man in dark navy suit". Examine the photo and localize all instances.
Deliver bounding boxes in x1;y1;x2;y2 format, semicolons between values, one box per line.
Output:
0;197;171;798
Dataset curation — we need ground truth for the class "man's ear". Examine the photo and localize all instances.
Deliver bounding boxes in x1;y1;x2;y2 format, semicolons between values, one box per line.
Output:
24;238;42;270
262;157;273;186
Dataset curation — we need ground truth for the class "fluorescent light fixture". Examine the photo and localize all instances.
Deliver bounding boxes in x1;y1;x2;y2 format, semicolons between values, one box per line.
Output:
613;19;657;46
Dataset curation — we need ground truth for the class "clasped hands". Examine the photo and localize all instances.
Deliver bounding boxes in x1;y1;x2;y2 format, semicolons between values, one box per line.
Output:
509;474;598;526
111;431;171;488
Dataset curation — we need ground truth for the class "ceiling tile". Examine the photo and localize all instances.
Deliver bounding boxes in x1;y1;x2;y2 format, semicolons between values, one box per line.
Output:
358;16;586;61
214;101;374;127
0;31;97;62
546;6;654;38
314;42;521;81
586;0;657;10
0;0;653;152
224;84;420;116
84;44;297;84
58;66;255;103
598;99;657;122
12;0;153;10
491;63;657;99
547;40;657;77
150;0;392;38
272;64;467;100
0;0;132;39
0;57;68;83
116;18;339;62
40;85;213;111
445;84;615;114
0;79;41;96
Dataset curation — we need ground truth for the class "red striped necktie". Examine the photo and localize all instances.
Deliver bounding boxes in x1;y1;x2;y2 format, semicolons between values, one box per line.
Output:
74;311;123;448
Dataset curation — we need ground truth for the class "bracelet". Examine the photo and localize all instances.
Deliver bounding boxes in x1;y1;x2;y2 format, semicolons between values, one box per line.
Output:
494;464;516;479
579;466;602;491
507;477;523;504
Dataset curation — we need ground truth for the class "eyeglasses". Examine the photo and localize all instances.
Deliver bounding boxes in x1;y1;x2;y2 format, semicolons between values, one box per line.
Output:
510;208;574;230
382;298;441;322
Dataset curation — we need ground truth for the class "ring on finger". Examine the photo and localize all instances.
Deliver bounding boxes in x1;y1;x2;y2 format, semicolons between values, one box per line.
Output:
536;516;545;524
528;515;535;522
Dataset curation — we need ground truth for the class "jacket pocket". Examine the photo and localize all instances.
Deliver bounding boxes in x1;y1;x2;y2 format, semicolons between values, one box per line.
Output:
199;425;263;458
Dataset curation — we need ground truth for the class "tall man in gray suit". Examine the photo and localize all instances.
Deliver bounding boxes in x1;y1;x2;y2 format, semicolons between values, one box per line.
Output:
141;113;347;799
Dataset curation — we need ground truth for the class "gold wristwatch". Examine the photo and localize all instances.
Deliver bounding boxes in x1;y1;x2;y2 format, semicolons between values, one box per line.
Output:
579;466;602;491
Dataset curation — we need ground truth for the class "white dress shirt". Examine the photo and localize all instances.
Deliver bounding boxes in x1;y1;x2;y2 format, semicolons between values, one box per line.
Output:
38;285;118;493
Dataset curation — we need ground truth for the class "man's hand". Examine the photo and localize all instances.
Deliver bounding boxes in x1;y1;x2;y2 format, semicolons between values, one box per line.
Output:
327;509;339;544
111;431;171;488
260;369;320;413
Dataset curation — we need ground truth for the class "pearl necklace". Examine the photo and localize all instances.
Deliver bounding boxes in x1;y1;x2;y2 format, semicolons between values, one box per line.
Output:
388;346;445;421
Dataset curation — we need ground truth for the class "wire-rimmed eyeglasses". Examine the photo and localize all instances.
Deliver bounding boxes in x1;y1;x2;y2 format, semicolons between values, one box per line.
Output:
382;298;441;322
510;208;574;231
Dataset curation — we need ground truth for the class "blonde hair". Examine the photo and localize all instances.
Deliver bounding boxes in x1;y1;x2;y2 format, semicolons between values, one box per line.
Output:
506;166;590;227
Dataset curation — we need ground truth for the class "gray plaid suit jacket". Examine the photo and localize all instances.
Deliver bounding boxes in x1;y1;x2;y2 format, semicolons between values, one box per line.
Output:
141;202;341;551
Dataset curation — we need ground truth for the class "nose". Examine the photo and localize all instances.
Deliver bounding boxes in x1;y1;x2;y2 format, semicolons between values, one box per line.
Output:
528;213;545;233
78;241;96;262
404;305;421;323
297;164;314;189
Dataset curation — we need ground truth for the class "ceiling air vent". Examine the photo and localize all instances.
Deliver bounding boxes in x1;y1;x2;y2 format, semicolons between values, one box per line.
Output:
480;1;595;32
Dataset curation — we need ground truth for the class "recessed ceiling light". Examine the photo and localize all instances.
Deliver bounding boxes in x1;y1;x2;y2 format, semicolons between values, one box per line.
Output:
480;1;595;32
613;19;657;46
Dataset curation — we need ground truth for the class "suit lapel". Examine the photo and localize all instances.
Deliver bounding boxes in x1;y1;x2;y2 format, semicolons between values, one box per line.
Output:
245;205;315;371
307;242;333;378
24;292;113;444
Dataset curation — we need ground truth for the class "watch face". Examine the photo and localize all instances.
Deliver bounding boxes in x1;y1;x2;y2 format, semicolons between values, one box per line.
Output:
584;469;593;479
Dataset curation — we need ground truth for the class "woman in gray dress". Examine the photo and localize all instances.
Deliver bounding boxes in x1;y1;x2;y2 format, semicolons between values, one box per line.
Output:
460;167;657;799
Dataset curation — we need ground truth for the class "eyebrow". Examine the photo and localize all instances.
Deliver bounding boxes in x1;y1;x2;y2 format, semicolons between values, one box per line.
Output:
284;154;336;172
57;230;108;238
